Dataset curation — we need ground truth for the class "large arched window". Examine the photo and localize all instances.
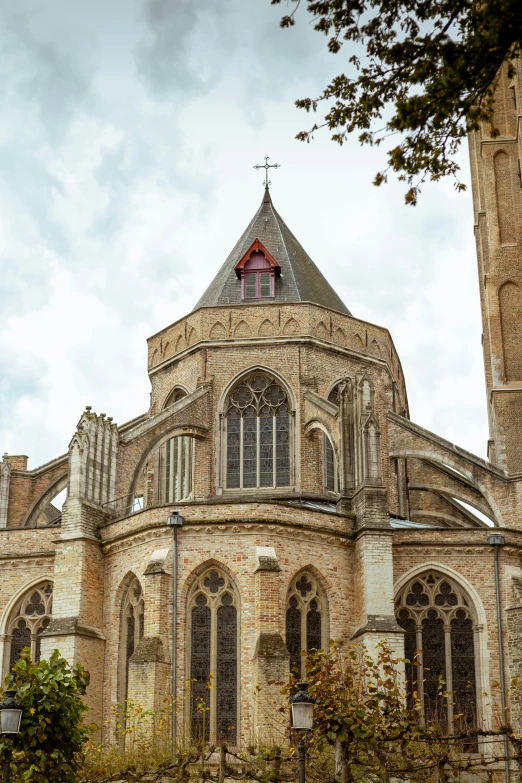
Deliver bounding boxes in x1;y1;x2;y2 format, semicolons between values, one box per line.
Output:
286;571;326;677
188;567;239;744
119;577;145;703
225;372;291;490
4;582;53;672
396;572;477;733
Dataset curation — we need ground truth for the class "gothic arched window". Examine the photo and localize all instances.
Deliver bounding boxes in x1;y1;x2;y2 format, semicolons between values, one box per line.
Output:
225;372;291;490
4;582;53;673
286;571;326;677
119;578;145;703
165;436;194;502
188;567;239;744
395;572;477;733
324;435;338;494
165;387;187;408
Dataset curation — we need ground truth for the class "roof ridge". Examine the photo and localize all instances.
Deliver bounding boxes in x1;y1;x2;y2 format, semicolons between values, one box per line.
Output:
269;201;300;300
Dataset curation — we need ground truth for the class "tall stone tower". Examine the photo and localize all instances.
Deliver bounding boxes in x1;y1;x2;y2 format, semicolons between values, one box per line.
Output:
469;60;522;472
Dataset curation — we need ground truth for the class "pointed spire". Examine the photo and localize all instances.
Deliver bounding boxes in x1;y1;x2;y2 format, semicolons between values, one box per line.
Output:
193;190;350;315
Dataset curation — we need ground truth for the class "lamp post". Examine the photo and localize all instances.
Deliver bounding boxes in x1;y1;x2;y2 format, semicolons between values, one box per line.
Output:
0;690;22;783
167;511;184;753
291;682;315;783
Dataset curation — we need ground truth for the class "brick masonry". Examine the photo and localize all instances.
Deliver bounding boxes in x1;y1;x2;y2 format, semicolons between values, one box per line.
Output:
2;92;522;749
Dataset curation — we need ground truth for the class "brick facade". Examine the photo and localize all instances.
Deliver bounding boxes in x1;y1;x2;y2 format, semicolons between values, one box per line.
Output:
2;118;522;759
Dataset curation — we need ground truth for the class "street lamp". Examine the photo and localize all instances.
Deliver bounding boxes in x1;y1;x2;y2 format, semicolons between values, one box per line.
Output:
0;690;22;783
167;511;184;753
291;682;315;783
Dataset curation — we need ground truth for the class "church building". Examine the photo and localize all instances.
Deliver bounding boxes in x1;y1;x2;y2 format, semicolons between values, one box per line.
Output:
1;63;522;751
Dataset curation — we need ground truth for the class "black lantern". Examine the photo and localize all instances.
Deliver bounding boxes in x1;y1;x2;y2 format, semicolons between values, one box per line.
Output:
291;682;315;783
0;690;22;783
0;691;22;735
291;681;315;731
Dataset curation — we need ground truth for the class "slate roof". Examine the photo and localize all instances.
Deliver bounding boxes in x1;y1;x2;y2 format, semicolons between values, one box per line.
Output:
193;188;350;314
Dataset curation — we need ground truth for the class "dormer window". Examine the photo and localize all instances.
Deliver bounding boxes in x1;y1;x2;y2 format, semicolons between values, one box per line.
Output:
235;239;280;302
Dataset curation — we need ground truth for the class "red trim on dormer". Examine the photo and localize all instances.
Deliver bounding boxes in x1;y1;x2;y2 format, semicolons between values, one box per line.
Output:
234;238;281;278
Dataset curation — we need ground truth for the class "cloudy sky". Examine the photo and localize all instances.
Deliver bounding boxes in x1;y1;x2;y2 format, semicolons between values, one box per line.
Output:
0;0;488;473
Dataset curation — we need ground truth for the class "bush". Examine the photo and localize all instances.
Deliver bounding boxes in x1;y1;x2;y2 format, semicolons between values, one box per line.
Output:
0;648;92;783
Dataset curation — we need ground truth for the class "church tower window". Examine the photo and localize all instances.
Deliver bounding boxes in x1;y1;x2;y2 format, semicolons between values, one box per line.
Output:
4;582;53;673
119;577;145;703
242;252;274;299
395;572;477;736
286;571;326;677
188;567;239;744
225;372;291;490
234;239;280;301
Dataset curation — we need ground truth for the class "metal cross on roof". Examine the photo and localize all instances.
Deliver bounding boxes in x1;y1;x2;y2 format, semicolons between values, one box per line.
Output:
254;155;280;188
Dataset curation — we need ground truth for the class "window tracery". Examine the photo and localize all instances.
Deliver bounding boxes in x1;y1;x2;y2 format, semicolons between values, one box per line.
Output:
188;568;239;744
286;572;326;677
119;578;145;703
4;582;53;672
395;572;477;734
225;372;291;490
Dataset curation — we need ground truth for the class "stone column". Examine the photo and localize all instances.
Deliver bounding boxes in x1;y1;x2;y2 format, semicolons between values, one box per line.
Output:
39;499;106;731
0;458;11;529
127;548;171;736
336;379;355;515
351;486;404;658
251;547;289;744
40;408;119;733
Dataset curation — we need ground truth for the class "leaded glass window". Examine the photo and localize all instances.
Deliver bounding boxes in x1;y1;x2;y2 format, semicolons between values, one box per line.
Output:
120;578;145;703
165;436;194;502
286;572;326;677
5;582;53;672
396;572;477;735
188;568;239;744
225;372;291;490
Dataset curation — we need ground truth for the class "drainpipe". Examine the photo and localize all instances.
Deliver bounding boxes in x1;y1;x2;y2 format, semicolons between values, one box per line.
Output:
489;533;510;783
168;511;184;753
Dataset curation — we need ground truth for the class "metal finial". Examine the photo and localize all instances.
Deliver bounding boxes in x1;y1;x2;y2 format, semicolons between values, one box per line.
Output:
253;155;280;188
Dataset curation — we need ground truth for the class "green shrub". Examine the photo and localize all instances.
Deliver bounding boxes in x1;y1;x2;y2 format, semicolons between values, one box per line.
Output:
0;648;92;783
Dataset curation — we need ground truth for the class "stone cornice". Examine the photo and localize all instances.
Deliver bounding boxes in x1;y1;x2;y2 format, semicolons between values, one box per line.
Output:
101;517;354;556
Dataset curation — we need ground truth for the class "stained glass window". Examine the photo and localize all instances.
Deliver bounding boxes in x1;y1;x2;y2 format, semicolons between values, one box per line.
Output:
191;595;211;741
286;572;326;678
395;572;478;733
120;578;145;704
286;597;301;675
397;609;417;709
189;568;239;744
217;595;237;743
6;582;53;670
10;620;31;670
225;372;291;489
